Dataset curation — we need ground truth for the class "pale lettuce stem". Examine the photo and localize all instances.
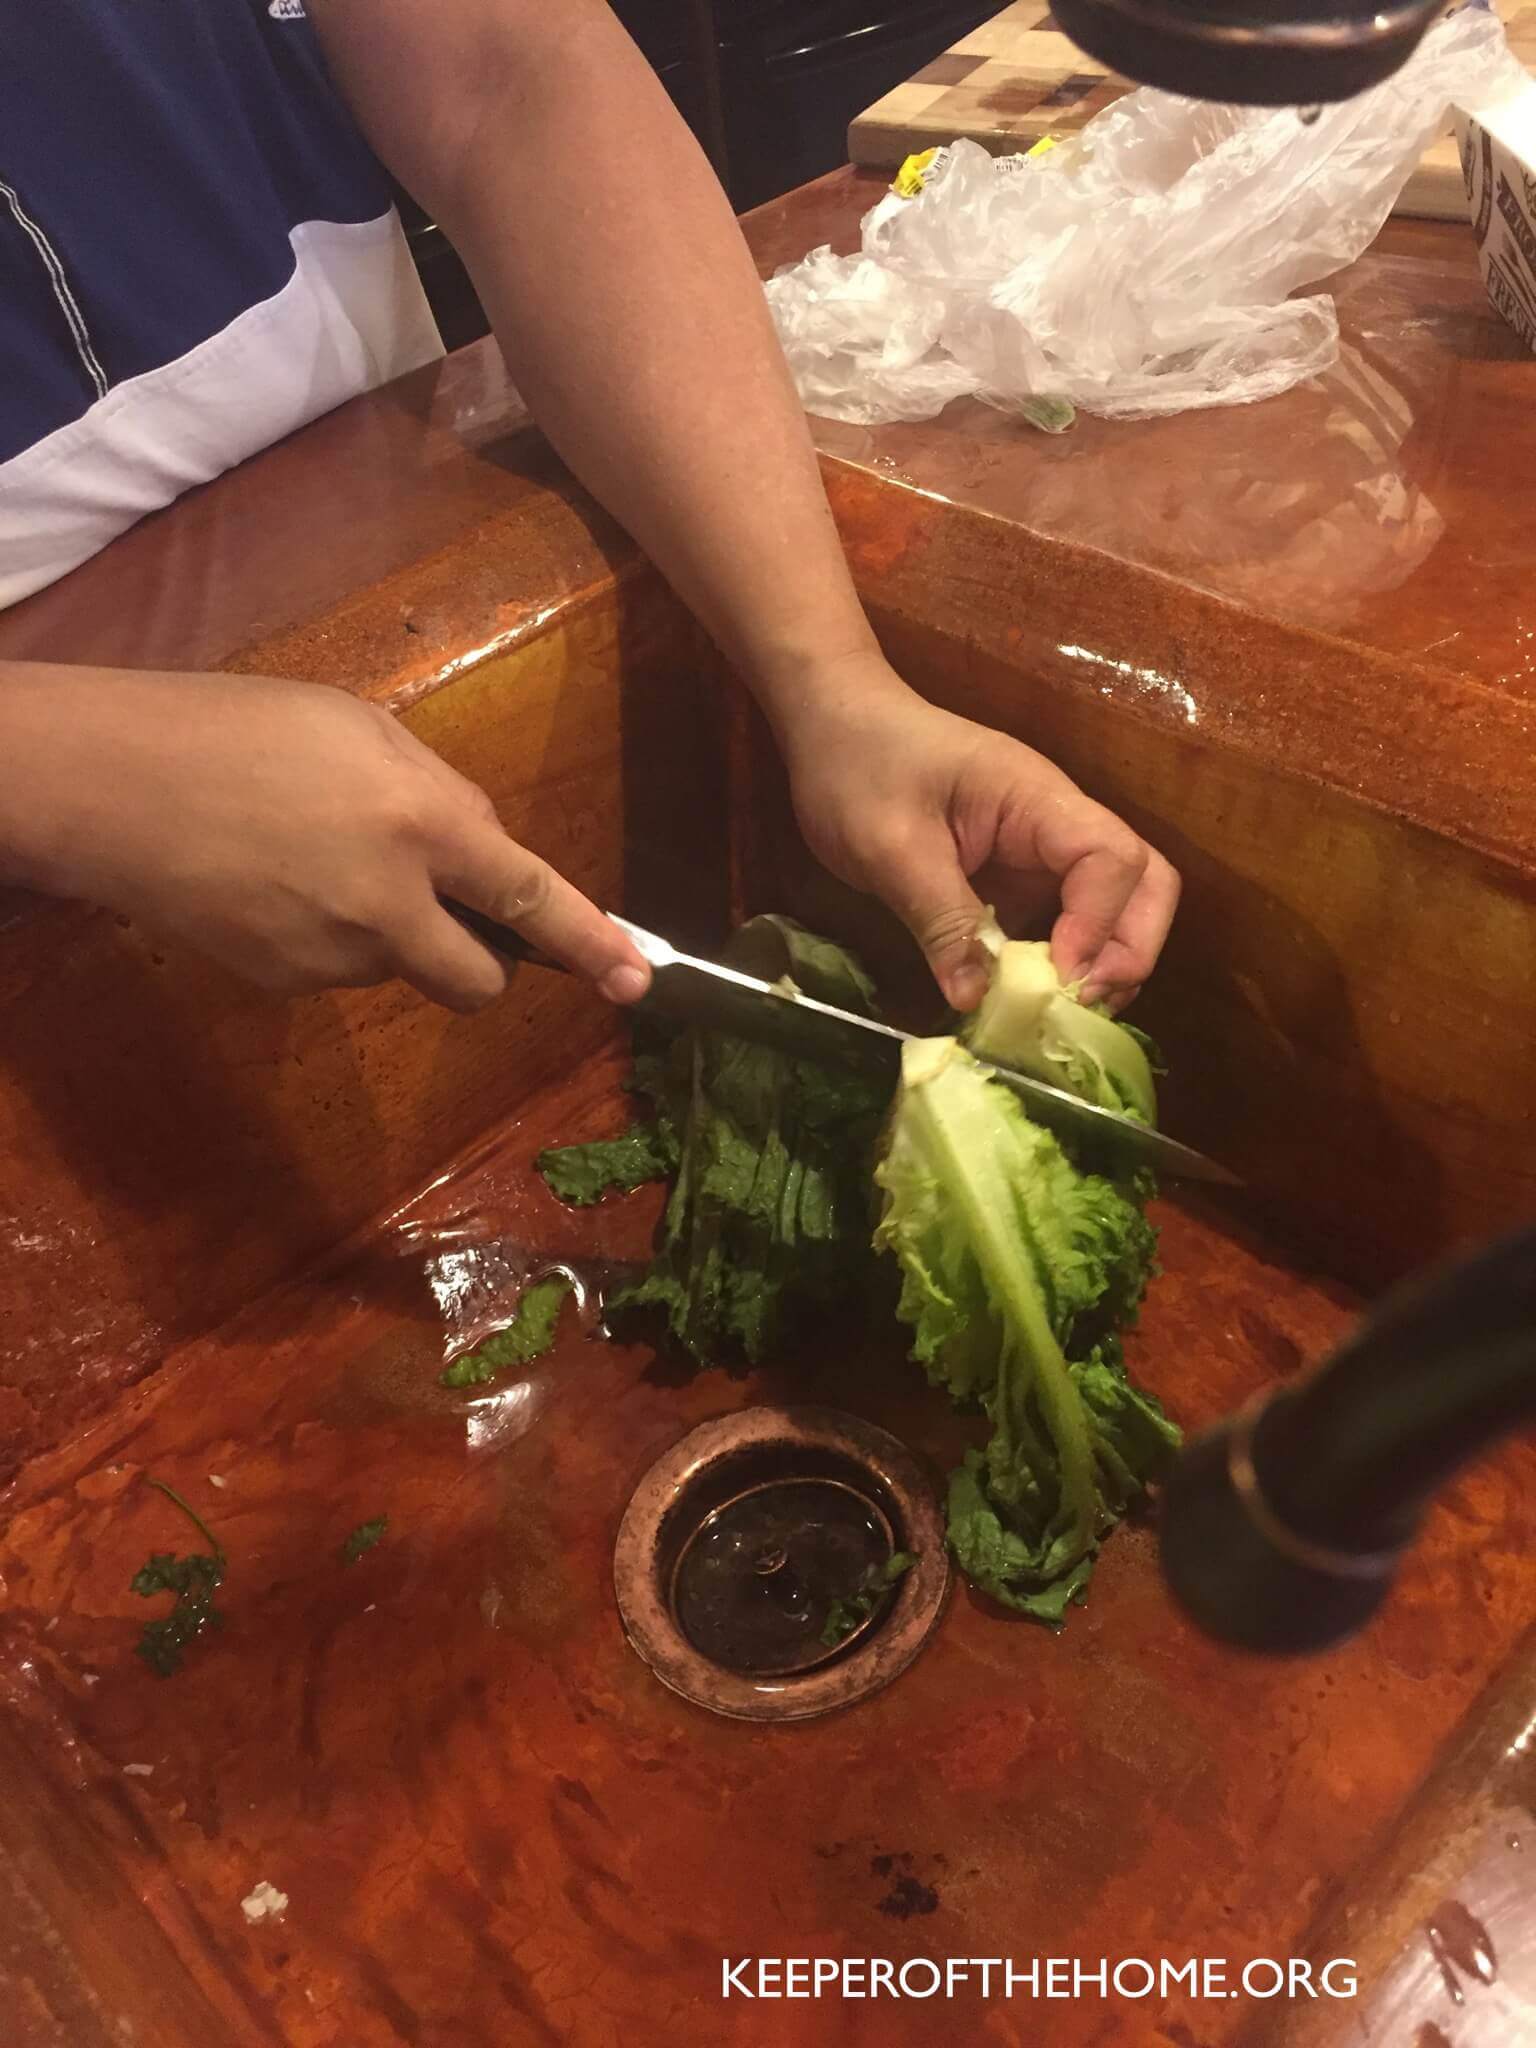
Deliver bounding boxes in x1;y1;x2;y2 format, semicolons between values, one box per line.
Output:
906;1071;1098;1561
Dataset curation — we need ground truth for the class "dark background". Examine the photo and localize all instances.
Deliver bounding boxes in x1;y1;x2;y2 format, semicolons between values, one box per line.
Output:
402;0;999;348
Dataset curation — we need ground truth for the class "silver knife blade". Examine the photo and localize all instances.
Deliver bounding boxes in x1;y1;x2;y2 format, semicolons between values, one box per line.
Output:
611;916;1241;1188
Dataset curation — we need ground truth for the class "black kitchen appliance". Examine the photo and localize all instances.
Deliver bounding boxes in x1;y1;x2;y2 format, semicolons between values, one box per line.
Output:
717;0;1000;210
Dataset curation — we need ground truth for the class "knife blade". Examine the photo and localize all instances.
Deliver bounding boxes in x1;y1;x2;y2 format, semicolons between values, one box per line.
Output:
441;898;1241;1187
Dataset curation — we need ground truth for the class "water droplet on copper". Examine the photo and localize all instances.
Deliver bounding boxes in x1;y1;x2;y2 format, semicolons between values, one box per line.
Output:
1426;1898;1498;1999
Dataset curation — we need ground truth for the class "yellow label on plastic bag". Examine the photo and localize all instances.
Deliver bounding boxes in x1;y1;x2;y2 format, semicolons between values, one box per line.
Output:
893;148;939;197
894;133;1050;200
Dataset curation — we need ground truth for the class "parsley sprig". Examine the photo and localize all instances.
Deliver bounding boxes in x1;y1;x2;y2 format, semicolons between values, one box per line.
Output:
130;1479;226;1677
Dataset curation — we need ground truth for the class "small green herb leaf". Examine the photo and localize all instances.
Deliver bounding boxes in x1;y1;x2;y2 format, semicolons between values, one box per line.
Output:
130;1480;226;1678
440;1273;574;1389
820;1550;917;1647
1019;395;1076;434
340;1515;388;1565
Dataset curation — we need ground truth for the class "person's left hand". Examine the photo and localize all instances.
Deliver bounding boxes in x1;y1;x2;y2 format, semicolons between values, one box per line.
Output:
776;656;1180;1013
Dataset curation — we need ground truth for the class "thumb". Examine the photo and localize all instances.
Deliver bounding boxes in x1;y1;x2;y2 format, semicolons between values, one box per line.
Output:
877;829;990;1011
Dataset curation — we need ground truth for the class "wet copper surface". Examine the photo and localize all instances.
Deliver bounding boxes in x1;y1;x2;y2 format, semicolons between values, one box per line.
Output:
1253;1625;1536;2046
2;1051;1534;2048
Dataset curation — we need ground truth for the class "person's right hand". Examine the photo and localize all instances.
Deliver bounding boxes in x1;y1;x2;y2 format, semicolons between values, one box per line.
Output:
0;662;651;1012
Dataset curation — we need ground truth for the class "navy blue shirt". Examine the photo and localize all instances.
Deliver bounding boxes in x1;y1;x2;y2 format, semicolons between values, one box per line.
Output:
1;0;394;462
0;0;442;604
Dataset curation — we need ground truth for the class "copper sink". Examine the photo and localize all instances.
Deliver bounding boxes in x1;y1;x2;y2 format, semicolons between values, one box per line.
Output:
1249;1624;1536;2046
1;233;1534;2045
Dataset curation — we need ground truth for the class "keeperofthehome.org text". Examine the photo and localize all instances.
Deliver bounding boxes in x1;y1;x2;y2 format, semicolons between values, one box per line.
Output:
721;1957;1359;2001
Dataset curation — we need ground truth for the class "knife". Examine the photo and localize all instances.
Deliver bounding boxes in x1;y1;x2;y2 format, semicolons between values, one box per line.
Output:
441;897;1241;1187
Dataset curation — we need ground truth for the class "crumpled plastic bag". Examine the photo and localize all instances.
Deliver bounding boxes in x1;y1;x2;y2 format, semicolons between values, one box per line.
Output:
766;4;1525;424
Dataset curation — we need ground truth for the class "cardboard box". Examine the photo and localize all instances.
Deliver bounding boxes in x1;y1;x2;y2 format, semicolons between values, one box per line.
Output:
1457;74;1536;351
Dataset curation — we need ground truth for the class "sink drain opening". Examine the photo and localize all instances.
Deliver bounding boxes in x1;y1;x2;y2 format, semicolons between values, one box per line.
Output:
671;1476;895;1678
614;1406;950;1722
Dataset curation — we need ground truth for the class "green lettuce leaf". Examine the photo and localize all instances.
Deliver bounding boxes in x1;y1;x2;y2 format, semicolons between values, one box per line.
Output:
876;1037;1174;1620
536;1123;678;1205
543;916;887;1363
440;1273;574;1388
963;927;1157;1123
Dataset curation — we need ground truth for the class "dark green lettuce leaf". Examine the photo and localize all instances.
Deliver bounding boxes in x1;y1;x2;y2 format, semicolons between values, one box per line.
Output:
541;916;888;1363
536;1123;678;1206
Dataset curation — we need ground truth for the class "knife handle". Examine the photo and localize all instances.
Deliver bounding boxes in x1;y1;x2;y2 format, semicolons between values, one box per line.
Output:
438;895;566;973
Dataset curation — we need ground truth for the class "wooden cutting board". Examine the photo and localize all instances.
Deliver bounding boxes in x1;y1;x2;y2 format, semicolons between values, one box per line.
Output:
848;0;1536;220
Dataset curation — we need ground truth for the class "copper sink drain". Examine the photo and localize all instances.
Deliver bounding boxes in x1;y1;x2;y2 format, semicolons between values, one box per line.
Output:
613;1406;950;1722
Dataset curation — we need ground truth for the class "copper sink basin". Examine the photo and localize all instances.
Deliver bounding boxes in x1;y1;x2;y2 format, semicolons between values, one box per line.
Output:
0;310;1533;2047
1250;1623;1536;2047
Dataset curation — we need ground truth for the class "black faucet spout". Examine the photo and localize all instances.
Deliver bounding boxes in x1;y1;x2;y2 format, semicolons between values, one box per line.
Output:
1159;1226;1536;1655
1052;0;1444;106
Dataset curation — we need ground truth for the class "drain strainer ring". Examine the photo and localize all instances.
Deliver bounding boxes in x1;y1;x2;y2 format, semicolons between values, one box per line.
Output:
614;1405;950;1722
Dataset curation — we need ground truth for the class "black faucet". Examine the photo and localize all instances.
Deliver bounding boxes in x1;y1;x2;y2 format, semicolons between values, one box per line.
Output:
1159;1224;1536;1655
1052;0;1445;105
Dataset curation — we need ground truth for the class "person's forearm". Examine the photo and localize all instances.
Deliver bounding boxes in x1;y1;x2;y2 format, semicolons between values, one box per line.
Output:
312;0;889;734
0;659;94;889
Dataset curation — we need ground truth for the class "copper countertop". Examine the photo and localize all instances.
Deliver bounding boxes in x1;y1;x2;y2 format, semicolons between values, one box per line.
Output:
747;170;1536;706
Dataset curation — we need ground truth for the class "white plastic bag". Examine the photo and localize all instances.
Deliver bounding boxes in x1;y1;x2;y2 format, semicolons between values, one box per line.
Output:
766;5;1526;424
